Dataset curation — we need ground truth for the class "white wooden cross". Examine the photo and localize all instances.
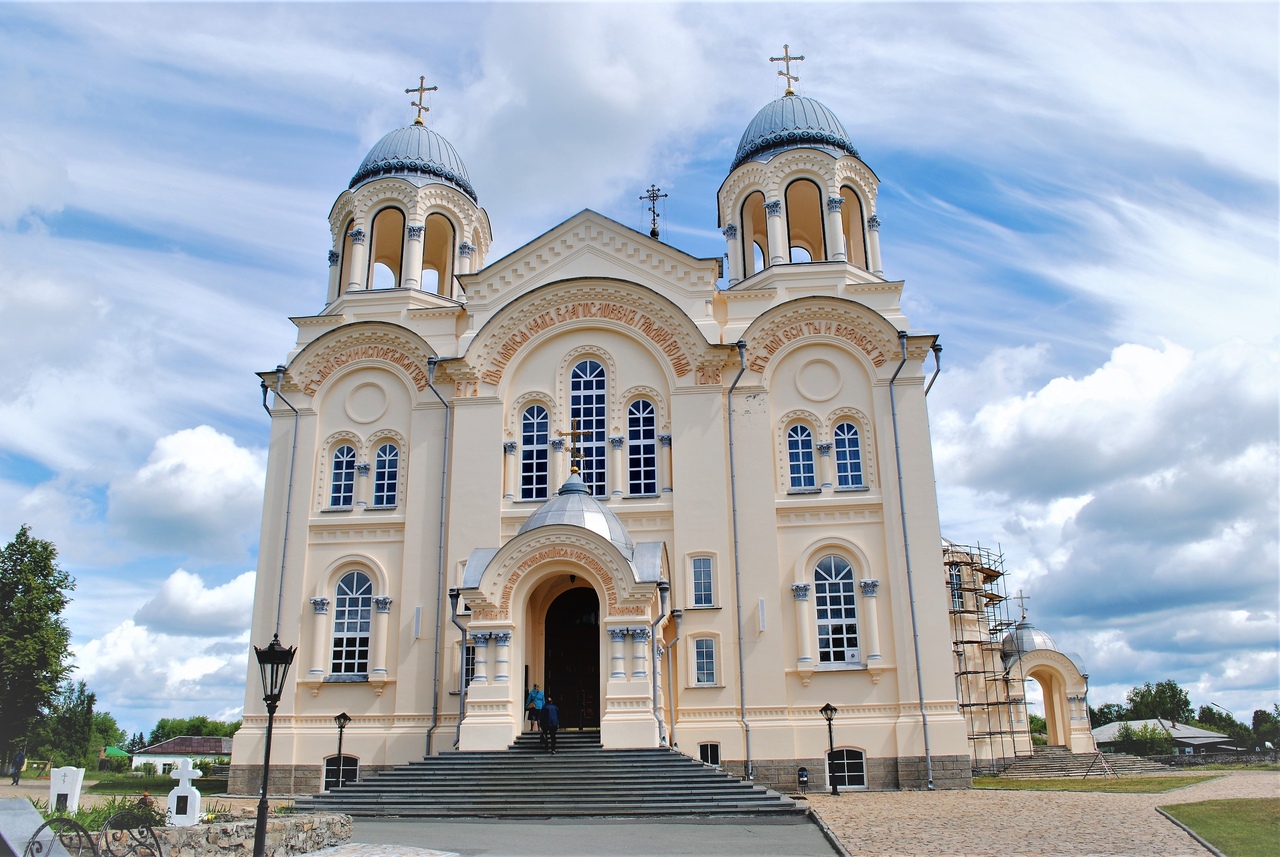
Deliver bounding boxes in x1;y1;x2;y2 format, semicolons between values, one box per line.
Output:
167;758;203;827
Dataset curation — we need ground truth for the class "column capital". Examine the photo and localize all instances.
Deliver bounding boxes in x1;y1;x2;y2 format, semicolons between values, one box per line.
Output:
503;441;517;455
609;435;625;450
791;583;810;600
722;224;738;240
327;250;339;266
631;627;651;642
470;631;493;644
764;199;782;217
348;227;366;244
310;596;330;613
492;631;512;645
866;214;881;231
816;442;833;456
406;225;425;240
658;433;672;448
458;242;476;258
608;628;628;642
550;438;565;452
373;595;394;613
859;579;880;597
827;196;844;212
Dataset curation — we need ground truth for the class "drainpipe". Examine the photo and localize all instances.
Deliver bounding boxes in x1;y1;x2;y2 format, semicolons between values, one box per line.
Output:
424;357;452;758
667;608;682;750
449;588;468;747
924;343;942;396
261;366;300;638
652;579;670;744
726;339;754;779
889;331;934;789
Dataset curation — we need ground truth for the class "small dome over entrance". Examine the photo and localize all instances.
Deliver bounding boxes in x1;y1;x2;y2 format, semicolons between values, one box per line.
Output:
731;94;858;170
349;123;478;202
1001;619;1061;661
518;473;635;558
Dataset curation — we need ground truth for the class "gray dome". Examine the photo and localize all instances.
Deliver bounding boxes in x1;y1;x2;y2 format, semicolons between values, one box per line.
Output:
517;473;634;558
350;123;478;202
732;94;858;170
1001;619;1060;662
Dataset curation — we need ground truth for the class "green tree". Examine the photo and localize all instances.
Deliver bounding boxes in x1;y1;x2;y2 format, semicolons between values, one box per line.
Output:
1113;721;1174;756
29;680;96;767
1195;705;1254;749
0;525;74;767
147;715;241;746
1252;705;1280;750
1089;702;1127;727
91;711;126;753
124;732;147;753
1125;680;1193;723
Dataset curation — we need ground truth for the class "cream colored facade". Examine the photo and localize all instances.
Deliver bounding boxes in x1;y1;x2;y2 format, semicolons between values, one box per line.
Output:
230;88;972;795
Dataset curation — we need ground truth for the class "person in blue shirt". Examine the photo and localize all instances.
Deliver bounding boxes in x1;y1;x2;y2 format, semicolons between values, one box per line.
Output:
540;697;560;753
525;684;544;733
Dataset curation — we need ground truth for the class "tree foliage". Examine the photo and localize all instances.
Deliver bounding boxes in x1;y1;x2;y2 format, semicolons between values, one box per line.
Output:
1089;702;1128;727
1125;680;1193;723
27;680;96;768
146;716;241;747
0;525;74;765
1252;705;1280;749
1112;721;1174;756
1195;705;1254;749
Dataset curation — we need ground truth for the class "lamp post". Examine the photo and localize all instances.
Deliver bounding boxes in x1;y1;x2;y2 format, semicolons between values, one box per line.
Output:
448;588;469;747
333;712;351;789
253;634;296;857
820;702;838;795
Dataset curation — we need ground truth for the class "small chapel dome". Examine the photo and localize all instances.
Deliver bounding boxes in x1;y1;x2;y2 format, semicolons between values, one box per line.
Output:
1001;619;1060;660
518;473;635;559
731;94;859;170
349;123;478;202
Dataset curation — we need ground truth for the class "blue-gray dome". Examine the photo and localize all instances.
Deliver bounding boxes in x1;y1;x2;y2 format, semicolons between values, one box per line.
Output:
350;123;478;202
518;473;634;559
1001;619;1060;662
732;94;858;170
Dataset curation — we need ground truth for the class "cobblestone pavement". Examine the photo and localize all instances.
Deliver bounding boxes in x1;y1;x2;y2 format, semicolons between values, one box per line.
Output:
310;847;456;857
805;771;1279;856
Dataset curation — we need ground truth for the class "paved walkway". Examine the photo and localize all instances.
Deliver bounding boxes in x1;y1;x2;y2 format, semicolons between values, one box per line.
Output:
806;770;1279;856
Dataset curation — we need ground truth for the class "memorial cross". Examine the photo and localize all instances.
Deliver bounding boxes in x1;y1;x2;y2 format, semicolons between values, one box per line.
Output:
405;76;439;125
770;44;805;96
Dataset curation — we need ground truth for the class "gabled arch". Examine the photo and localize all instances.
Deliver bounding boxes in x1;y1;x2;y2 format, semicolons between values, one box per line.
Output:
285;322;438;402
741;296;900;379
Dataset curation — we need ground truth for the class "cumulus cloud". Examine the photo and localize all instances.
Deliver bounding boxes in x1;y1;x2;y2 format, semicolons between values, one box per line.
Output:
134;569;256;637
108;427;266;559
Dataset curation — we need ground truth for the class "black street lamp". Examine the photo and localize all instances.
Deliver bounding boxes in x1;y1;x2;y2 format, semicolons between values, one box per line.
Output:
820;702;839;795
333;712;351;789
253;634;296;857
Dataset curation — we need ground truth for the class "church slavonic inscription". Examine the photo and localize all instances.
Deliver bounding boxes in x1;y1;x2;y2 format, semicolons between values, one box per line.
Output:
481;300;693;385
304;345;430;395
750;319;888;372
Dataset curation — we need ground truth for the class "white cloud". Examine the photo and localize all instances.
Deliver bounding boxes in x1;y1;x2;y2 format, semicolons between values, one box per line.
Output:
0;136;68;227
108;427;266;558
134;569;256;637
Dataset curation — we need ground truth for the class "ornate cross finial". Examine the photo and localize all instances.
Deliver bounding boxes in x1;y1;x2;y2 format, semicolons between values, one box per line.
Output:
770;44;805;96
1012;589;1030;620
639;184;668;239
557;419;592;473
405;76;439;125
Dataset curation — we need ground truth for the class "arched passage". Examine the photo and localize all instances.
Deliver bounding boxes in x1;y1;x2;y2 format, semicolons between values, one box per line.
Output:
543;586;601;730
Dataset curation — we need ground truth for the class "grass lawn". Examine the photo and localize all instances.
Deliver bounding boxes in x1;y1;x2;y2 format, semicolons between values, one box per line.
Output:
86;776;229;795
1160;798;1280;857
972;774;1220;793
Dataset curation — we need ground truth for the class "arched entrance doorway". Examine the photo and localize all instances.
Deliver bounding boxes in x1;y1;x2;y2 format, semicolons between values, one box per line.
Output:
544;587;600;730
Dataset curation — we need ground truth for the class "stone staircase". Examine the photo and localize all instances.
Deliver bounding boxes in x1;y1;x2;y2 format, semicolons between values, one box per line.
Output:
998;745;1177;778
294;731;804;818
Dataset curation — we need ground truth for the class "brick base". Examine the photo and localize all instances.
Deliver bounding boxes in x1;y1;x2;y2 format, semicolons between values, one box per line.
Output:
227;764;393;797
725;753;971;792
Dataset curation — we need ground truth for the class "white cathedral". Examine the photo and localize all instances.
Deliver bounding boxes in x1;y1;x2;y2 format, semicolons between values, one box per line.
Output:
229;61;978;796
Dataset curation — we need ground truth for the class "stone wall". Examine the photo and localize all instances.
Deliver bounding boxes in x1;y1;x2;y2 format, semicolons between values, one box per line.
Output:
154;813;351;857
228;765;392;797
1149;751;1278;767
725;754;972;792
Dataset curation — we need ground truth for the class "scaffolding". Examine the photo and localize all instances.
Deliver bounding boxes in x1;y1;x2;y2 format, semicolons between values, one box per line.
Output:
943;539;1031;774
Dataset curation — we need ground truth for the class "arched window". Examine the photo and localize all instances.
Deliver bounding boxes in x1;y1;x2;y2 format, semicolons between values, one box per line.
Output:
330;445;356;507
521;404;550;500
337;218;356;292
787;424;816;489
833;422;863;488
332;571;373;674
373;443;398;507
840;186;868;270
627;399;657;496
324;755;358;789
815;555;858;664
827;748;866;789
570;360;607;497
785;178;826;262
368;207;405;289
422;212;455;297
948;563;964;610
741;191;767;277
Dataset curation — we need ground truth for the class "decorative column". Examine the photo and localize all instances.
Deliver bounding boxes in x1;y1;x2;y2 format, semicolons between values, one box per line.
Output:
825;196;847;262
764;200;785;265
309;597;330;676
470;632;491;685
403;225;425;289
371;596;393;679
492;631;511;683
866;214;883;276
458;241;475;276
723;225;743;284
327;250;340;302
502;441;517;499
859;579;881;661
630;628;650;679
345;227;367;292
816;442;833;490
608;628;628;678
658;434;673;494
791;584;813;680
609;436;625;498
551;438;566;485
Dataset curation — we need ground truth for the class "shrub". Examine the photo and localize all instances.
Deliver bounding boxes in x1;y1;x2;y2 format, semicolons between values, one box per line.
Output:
1114;722;1174;756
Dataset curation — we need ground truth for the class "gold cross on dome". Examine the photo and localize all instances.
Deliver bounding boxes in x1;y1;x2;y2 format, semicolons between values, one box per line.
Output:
1012;589;1030;620
557;420;592;473
405;76;439;125
770;44;805;96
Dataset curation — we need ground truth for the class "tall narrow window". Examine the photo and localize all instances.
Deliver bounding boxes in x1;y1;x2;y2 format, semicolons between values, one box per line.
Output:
330;445;356;507
948;564;964;610
694;637;716;685
787;424;816;489
463;643;476;690
332;571;373;674
627;399;657;495
521;405;550;500
691;556;714;607
373;443;398;506
815;555;858;664
833;422;863;488
570;360;607;497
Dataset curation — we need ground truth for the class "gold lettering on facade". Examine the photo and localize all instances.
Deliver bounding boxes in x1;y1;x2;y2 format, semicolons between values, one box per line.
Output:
304;345;431;395
748;317;889;373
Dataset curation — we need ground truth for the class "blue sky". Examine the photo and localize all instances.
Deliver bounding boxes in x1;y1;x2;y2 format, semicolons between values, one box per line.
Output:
0;2;1275;738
